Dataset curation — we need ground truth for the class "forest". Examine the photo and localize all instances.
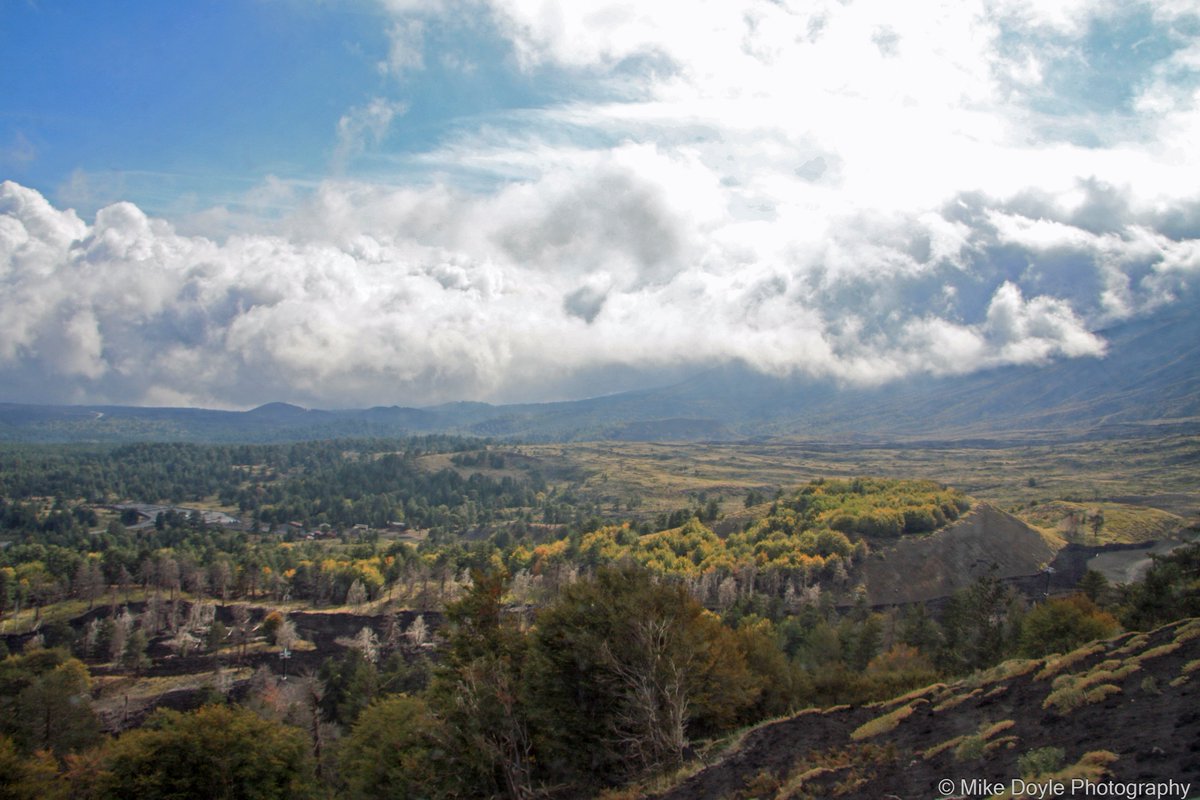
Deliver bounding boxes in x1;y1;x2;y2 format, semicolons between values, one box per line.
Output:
0;437;1197;798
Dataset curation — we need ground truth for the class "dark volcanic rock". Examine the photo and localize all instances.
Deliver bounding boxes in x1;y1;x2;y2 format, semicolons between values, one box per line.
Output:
652;619;1200;800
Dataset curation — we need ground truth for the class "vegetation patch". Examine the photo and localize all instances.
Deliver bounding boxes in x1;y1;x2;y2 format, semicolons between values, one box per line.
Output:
1018;594;1119;658
849;700;924;741
1035;643;1105;681
953;720;1016;762
576;478;966;580
1049;662;1139;692
1172;619;1200;643
971;658;1040;686
993;751;1119;799
1130;642;1182;663
1042;647;1148;714
1043;681;1122;713
1110;634;1150;657
1017;746;1066;779
877;681;946;709
1017;501;1181;545
770;744;895;800
932;688;981;712
923;734;967;761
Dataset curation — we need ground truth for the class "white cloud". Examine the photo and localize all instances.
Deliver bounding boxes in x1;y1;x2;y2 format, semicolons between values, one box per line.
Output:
2;170;1188;408
982;280;1106;362
378;18;426;77
333;98;408;172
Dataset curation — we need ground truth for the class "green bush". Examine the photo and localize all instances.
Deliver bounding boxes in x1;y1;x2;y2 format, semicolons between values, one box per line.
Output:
1018;746;1065;778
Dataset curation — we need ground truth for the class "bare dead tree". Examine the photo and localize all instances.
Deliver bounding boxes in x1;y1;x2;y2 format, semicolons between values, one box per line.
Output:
600;617;691;775
292;674;328;782
453;661;536;800
231;605;253;665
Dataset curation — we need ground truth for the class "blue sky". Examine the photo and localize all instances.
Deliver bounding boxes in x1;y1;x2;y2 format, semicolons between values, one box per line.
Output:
1;0;1199;408
1;1;564;213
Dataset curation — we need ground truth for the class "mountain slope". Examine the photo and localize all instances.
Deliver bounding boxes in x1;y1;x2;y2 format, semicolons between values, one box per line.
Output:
596;301;1200;440
0;304;1196;442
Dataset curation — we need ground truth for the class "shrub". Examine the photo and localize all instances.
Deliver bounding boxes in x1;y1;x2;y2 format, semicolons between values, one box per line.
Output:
954;720;1015;762
1018;746;1065;778
1020;595;1119;659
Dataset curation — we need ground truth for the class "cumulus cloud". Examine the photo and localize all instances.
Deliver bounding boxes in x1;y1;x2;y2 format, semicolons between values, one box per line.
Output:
2;168;1194;409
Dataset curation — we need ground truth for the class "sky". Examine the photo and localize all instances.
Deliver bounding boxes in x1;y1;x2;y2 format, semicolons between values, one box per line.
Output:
1;0;1199;409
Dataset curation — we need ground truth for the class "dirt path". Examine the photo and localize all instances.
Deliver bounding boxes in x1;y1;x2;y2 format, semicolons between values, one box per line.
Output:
1087;534;1199;584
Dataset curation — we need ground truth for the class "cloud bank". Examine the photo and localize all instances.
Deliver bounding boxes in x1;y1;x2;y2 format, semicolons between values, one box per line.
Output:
2;0;1198;408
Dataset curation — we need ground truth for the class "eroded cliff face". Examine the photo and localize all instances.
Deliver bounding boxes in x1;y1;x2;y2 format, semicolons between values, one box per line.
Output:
862;503;1061;606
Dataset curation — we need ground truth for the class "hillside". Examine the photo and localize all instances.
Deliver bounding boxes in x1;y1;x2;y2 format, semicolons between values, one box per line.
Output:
568;300;1200;442
650;618;1200;800
0;302;1197;443
861;504;1062;606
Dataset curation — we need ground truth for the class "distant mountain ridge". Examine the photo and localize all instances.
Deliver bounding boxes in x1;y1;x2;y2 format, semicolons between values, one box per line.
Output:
2;304;1197;443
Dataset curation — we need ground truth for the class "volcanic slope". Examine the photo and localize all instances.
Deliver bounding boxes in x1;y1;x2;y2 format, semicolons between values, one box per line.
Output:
861;503;1063;606
650;618;1200;800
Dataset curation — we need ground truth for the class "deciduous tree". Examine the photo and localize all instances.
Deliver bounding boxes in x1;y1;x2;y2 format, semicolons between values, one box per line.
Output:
95;705;316;800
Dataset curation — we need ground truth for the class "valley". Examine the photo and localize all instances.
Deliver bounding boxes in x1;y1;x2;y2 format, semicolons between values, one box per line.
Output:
0;429;1197;798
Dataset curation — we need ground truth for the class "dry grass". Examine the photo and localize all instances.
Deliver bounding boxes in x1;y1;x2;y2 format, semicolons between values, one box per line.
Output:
993;751;1118;799
1111;634;1151;657
1130;642;1182;664
923;734;967;761
1039;635;1170;713
926;720;1016;762
970;658;1042;687
513;435;1200;523
1173;619;1200;643
850;700;925;741
1043;682;1122;713
625;708;830;799
982;684;1009;699
1016;500;1184;545
933;688;982;713
1049;663;1140;692
877;682;947;710
954;720;1018;761
776;765;838;798
91;667;254;715
1035;643;1106;681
